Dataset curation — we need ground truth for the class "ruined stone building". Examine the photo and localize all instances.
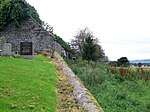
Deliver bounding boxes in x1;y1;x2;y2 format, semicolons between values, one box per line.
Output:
0;17;68;57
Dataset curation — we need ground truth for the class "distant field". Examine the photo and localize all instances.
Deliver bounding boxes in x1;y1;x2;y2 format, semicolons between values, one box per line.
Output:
109;67;150;81
0;56;57;112
143;67;150;70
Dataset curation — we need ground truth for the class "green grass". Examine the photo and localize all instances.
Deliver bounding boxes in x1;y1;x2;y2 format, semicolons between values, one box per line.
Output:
0;56;57;112
34;55;52;62
67;60;150;112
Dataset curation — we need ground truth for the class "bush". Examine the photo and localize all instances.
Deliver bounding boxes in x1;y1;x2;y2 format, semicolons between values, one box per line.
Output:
67;60;150;112
0;0;41;31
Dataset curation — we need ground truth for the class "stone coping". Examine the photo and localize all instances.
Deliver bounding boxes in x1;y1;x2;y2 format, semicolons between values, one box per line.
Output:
54;53;104;112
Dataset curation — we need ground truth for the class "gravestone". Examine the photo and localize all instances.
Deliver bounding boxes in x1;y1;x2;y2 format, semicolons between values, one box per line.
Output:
0;50;2;56
20;42;34;59
0;37;6;56
3;43;12;56
0;37;6;50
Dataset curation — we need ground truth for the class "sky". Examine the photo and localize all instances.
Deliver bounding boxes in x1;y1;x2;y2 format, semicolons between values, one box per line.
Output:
26;0;150;61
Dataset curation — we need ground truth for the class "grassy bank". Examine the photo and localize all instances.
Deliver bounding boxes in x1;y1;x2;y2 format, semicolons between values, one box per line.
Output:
0;56;57;112
67;60;150;112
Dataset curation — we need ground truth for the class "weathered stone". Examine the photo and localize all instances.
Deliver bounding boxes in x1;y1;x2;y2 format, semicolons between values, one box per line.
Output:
3;43;12;56
0;36;6;51
0;18;67;57
54;53;104;112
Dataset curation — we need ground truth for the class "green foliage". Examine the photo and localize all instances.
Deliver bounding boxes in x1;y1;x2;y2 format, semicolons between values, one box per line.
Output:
0;56;57;111
0;0;41;31
82;36;97;61
117;57;130;67
109;67;150;81
95;44;104;59
109;61;118;67
34;55;51;62
137;62;142;67
70;28;107;61
54;34;71;51
67;60;150;112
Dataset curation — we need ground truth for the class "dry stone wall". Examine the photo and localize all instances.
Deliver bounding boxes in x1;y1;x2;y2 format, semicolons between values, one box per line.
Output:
54;52;104;112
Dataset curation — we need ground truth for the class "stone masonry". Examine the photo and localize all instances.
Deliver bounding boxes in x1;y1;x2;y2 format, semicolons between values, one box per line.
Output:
0;17;66;56
54;52;104;112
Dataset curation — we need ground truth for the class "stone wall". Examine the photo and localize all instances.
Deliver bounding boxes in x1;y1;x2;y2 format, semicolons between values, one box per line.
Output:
0;18;65;56
54;52;104;112
54;41;66;57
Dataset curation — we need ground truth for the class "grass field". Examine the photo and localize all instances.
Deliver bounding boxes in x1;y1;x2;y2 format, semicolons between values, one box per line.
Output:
67;60;150;112
109;67;150;81
0;56;57;112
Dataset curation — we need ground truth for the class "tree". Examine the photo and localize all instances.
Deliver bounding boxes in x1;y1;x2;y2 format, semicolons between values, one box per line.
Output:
137;62;142;67
42;21;53;33
70;27;108;62
117;57;130;67
0;0;41;31
109;61;118;67
95;44;105;58
70;28;98;54
81;36;97;61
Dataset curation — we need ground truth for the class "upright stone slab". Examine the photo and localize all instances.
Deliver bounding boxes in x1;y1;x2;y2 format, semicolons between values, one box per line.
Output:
20;42;34;59
3;43;12;56
0;37;6;52
0;50;2;56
